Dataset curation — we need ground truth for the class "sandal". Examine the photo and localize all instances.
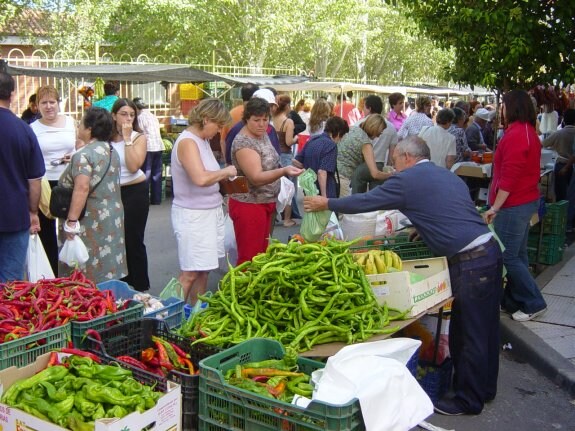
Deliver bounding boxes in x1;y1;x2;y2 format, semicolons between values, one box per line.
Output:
283;220;297;227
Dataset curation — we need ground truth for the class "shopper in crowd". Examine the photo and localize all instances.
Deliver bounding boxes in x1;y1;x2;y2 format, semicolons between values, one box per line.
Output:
483;89;547;322
229;97;303;264
294;116;349;199
170;99;237;304
387;92;407;132
418;108;457;169
225;88;280;164
309;98;332;136
304;136;503;416
272;94;297;227
21;93;40;124
398;96;433;139
111;98;150;292
542;108;575;202
59;107;127;283
295;99;313;135
133;98;164;205
353;95;398;193
332;93;361;126
92;81;119;112
0;72;44;282
448;107;472;163
221;83;259;162
31;85;77;275
337;114;391;196
466;108;493;152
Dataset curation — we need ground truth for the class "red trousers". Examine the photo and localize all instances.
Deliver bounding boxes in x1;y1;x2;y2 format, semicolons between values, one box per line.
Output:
228;198;276;264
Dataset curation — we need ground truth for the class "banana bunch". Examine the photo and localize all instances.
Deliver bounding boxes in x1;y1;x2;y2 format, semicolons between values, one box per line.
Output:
353;250;403;275
94;77;105;100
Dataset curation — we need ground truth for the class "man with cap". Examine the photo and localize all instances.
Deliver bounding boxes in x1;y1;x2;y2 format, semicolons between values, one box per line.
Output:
466;108;494;152
134;97;164;205
225;88;281;165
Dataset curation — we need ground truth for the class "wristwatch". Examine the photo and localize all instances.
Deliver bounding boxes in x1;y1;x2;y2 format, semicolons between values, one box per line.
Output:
125;141;133;146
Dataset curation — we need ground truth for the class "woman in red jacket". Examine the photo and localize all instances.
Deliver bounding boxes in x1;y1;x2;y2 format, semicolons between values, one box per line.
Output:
483;90;547;322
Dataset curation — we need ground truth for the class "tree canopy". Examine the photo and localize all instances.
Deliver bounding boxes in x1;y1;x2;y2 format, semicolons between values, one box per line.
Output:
401;0;575;90
1;0;454;85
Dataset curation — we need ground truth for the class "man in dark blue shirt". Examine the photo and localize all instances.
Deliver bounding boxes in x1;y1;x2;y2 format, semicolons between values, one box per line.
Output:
0;72;45;282
304;136;503;416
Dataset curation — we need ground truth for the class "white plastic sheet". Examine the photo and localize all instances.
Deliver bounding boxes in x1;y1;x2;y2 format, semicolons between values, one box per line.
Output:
311;338;433;431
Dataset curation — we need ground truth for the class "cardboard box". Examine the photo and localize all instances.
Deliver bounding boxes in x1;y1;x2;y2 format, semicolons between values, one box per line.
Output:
454;165;490;178
367;257;452;317
0;353;181;431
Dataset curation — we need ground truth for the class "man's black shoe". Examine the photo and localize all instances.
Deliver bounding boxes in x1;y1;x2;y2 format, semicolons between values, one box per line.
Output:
434;398;470;416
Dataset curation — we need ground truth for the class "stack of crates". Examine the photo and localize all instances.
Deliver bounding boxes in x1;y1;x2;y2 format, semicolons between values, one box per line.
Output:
528;200;568;265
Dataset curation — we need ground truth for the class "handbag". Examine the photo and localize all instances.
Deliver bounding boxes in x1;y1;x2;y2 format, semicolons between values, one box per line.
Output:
49;145;113;219
219;176;249;195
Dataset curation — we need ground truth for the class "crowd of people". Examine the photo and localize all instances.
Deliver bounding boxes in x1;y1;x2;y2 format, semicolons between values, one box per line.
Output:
1;70;571;418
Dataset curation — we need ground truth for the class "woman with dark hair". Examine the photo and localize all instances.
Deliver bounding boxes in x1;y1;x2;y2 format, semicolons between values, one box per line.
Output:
387;92;407;132
483;89;547;322
58;107;127;282
230;98;303;264
294;116;349;199
111;98;150;291
448;107;472;162
398;96;434;139
171;99;237;304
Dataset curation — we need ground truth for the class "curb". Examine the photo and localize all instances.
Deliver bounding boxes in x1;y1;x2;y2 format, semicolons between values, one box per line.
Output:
500;243;575;397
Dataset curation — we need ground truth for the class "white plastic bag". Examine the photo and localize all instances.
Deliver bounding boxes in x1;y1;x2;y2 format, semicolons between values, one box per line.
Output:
375;210;412;237
312;338;433;431
59;236;89;267
276;177;295;214
340;211;379;239
320;212;344;241
218;214;238;272
26;234;54;281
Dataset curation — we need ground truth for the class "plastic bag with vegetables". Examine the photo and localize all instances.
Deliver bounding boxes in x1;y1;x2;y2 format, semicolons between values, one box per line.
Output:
298;169;332;242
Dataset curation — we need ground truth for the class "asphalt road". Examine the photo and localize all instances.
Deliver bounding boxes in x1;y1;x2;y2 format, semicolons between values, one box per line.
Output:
145;197;575;430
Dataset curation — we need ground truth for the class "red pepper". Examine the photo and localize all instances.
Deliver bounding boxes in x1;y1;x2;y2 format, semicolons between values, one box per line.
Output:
154;340;174;371
116;356;149;371
181;357;195;375
60;348;102;363
141;348;156;363
84;329;102;342
168;341;190;359
47;351;60;366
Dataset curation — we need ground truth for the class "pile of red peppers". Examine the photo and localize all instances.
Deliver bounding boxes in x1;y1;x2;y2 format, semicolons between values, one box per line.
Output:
0;270;120;343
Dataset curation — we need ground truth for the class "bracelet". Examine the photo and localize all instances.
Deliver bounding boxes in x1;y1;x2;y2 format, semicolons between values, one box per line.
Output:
64;220;81;234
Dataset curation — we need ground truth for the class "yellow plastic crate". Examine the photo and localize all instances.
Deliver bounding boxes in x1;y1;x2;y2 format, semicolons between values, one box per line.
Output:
180;83;204;100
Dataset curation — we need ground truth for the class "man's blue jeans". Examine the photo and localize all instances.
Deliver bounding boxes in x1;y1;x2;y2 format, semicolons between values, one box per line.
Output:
143;151;163;205
0;229;29;282
493;200;547;314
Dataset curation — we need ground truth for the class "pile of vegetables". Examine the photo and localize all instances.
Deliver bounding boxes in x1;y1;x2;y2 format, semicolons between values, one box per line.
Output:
1;354;162;431
224;348;313;402
178;239;408;352
93;333;197;377
0;270;123;343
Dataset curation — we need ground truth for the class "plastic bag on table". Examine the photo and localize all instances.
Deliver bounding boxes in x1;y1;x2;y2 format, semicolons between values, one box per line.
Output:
26;234;55;281
276;176;295;214
298;169;331;242
58;236;89;267
160;278;184;300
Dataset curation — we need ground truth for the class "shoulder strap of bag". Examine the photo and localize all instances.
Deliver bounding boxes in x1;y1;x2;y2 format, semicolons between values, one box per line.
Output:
89;144;113;194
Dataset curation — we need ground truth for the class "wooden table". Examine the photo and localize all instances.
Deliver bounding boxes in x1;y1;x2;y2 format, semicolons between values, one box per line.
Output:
299;298;452;358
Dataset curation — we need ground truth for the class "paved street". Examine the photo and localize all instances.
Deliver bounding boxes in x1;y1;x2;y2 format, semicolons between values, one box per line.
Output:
145;197;575;429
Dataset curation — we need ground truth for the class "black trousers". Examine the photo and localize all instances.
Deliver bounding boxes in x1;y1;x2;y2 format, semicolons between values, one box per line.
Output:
143;151;164;205
553;162;572;202
120;181;150;291
38;180;59;276
447;238;503;413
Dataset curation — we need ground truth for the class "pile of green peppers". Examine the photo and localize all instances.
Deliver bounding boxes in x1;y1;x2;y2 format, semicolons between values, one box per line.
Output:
1;355;162;431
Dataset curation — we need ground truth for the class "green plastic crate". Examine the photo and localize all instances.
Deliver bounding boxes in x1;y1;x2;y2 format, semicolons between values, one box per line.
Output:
527;232;565;265
71;301;143;349
0;324;70;370
349;233;434;261
531;200;568;235
199;338;364;431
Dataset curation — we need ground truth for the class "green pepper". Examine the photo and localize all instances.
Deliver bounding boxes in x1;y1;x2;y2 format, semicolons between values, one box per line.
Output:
83;382;140;406
74;391;98;418
72;377;94;391
92;403;106;420
151;336;181;367
2;365;69;405
96;363;133;381
121;377;144;395
227;377;275;399
68;355;132;381
14;402;49;421
67;410;95;431
39;381;68;402
105;405;129;418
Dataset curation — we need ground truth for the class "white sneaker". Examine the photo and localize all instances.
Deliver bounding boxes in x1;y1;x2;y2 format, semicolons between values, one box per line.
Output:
512;307;547;322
